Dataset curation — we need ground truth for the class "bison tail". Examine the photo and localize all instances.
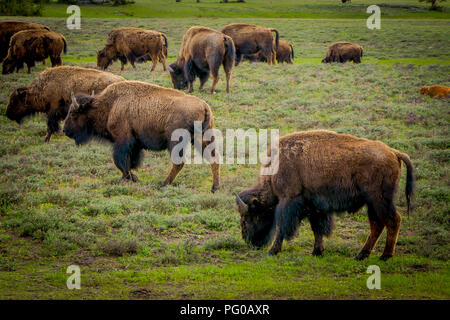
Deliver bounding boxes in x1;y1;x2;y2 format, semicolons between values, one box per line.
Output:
270;28;279;50
396;151;415;217
290;44;294;60
162;34;168;57
201;106;212;133
63;36;67;54
223;36;236;65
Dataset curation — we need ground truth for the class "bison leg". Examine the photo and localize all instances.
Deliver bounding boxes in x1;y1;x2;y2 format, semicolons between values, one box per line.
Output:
150;55;158;72
309;213;334;256
113;140;138;182
223;60;233;94
209;70;220;94
268;198;305;256
45;110;62;143
162;163;184;187
50;55;62;67
193;139;220;193
380;208;401;261
355;203;385;260
199;72;210;90
235;52;242;66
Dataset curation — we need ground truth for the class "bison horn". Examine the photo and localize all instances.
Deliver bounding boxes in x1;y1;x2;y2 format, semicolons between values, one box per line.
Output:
167;65;174;73
235;193;248;214
71;92;79;110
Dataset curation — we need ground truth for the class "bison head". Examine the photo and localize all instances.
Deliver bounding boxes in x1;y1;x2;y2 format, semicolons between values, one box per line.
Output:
2;57;17;75
236;191;276;248
6;87;32;123
96;46;114;70
168;63;188;90
420;87;429;95
321;57;329;63
63;92;95;145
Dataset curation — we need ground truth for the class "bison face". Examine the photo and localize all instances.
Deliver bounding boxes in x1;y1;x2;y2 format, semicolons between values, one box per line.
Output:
321;57;329;63
6;87;31;123
236;192;275;248
168;63;188;90
420;87;428;95
97;48;113;70
2;58;16;74
63;93;94;146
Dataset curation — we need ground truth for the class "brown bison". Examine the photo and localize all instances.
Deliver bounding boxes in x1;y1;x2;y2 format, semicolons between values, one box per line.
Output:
2;29;67;74
236;130;414;260
0;21;50;62
243;39;294;64
63;80;220;192
420;85;450;99
97;27;168;72
322;41;363;64
221;23;279;66
168;26;235;94
6;66;124;142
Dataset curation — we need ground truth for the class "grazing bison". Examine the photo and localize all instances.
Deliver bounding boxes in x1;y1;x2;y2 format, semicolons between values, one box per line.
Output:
97;27;168;72
322;41;363;64
236;130;414;260
168;26;235;94
420;85;450;99
63;81;220;192
6;66;124;142
221;23;279;66
243;39;294;64
2;30;67;74
0;21;50;62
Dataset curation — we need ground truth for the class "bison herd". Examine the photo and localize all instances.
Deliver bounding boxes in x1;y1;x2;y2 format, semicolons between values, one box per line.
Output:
4;18;448;261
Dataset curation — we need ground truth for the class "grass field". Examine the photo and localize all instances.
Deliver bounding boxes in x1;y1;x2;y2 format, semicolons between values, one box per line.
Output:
0;2;449;300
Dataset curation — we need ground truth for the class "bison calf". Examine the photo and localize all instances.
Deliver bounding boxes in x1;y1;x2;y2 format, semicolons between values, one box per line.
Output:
63;80;220;192
97;27;168;72
322;41;363;64
0;21;50;62
420;85;450;99
2;30;67;74
236;130;414;261
243;39;294;64
6;66;124;142
168;26;235;94
221;23;279;66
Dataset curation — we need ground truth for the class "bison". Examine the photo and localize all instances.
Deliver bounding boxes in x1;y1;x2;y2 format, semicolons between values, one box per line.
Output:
420;85;450;99
2;29;67;74
97;27;168;72
236;130;414;261
322;41;363;64
221;23;279;66
63;80;220;192
0;21;50;62
168;26;235;94
6;66;124;142
243;39;294;64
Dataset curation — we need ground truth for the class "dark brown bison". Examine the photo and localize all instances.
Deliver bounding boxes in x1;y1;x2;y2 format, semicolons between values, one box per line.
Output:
63;80;220;192
321;41;363;64
6;66;124;142
221;23;279;66
97;27;168;72
2;29;67;74
168;26;235;94
0;21;50;62
236;130;414;261
243;39;294;64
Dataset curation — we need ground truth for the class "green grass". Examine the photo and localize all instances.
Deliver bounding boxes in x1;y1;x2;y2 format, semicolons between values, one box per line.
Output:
0;15;449;299
40;0;450;19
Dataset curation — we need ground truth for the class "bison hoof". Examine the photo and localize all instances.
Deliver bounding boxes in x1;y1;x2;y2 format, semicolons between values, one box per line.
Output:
267;249;279;256
210;185;219;193
354;251;370;261
122;173;138;183
379;254;393;261
312;248;324;256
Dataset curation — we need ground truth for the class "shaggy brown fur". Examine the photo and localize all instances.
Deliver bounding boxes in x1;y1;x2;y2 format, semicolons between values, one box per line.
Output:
236;130;414;260
0;21;49;62
168;26;235;94
243;39;294;64
6;66;124;142
2;29;67;74
420;85;450;99
63;80;220;192
97;27;168;72
322;41;363;64
221;23;279;66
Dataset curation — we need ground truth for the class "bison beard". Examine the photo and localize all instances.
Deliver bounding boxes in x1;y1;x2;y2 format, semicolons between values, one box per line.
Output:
236;130;415;261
